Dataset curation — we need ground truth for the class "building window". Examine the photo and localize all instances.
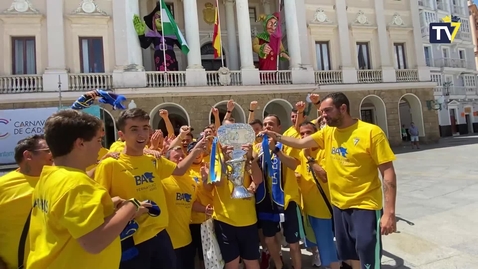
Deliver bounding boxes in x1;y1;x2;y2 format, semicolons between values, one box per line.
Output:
165;3;174;18
424;46;432;67
356;42;371;69
79;37;105;73
461;19;470;32
249;7;257;21
315;41;331;70
12;37;36;75
458;49;465;60
394;43;407;69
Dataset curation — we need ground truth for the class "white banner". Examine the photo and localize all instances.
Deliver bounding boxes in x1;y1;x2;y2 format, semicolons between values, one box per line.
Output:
0;107;58;164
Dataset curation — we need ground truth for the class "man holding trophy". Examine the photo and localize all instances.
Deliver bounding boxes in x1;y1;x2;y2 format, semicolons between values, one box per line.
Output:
203;123;263;269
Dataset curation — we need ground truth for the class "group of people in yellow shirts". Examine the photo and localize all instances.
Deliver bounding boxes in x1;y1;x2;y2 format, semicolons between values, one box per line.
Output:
0;92;397;269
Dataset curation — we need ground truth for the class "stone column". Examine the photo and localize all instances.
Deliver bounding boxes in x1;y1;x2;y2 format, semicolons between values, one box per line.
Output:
183;0;207;86
112;0;147;88
374;0;396;82
236;0;260;85
43;0;69;92
335;0;357;83
261;0;271;15
410;0;430;81
284;0;314;83
224;0;239;70
295;0;313;70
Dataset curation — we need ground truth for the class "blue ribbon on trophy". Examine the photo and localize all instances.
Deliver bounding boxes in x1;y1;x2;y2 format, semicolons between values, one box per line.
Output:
71;89;127;110
120;200;160;262
261;134;274;178
209;137;219;183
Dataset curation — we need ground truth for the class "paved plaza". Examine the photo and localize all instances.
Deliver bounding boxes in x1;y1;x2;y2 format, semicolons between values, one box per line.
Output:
291;135;478;269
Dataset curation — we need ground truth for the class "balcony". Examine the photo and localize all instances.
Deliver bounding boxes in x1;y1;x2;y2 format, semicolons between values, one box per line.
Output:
396;70;419;82
0;75;43;94
456;31;471;40
314;70;343;85
434;86;478;96
433;58;467;68
452;5;465;16
357;70;383;83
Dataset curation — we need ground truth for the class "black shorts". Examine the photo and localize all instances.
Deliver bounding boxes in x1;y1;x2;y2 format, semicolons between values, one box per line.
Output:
189;224;204;261
213;220;260;263
120;229;177;269
174;243;195;269
258;201;301;244
333;206;383;268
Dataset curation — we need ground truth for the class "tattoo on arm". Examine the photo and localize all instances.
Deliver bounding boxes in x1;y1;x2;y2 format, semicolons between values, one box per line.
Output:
383;179;396;202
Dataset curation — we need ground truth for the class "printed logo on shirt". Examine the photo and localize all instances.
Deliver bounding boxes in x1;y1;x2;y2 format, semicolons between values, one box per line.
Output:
33;198;49;213
134;172;155;186
176;192;193;205
331;146;348;158
353;138;360;146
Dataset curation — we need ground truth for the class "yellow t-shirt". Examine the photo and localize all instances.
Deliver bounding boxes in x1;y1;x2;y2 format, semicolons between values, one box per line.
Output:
86;147;109;172
296;149;331;219
190;163;213;224
162;173;197;249
94;154;177;244
27;166;120;269
212;161;257;227
109;140;125;153
283;119;317;139
311;120;396;210
0;170;38;269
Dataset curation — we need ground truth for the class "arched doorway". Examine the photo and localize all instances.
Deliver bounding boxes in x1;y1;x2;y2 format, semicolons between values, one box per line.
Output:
201;42;226;71
209;101;246;124
99;108;117;148
150;103;190;136
263;99;293;129
359;95;388;137
398;94;425;138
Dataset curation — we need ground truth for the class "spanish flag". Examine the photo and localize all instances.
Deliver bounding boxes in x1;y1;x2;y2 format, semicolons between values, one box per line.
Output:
212;0;221;59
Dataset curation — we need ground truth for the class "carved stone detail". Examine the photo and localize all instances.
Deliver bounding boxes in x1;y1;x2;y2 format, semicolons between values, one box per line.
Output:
3;0;39;14
72;0;107;15
390;13;405;26
218;67;231;86
312;8;331;23
354;10;370;25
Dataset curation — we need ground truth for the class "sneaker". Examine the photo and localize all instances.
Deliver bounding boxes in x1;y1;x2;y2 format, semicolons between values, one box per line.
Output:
311;253;321;267
260;251;270;269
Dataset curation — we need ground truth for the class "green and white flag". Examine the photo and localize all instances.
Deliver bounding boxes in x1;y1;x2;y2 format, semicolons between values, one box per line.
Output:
159;0;189;54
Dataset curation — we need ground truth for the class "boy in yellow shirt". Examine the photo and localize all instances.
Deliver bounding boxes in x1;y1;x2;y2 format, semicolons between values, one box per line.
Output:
0;135;52;269
94;108;206;269
27;110;144;269
263;92;397;269
296;121;340;269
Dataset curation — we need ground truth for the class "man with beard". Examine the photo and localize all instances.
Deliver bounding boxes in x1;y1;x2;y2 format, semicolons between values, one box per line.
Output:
262;92;397;269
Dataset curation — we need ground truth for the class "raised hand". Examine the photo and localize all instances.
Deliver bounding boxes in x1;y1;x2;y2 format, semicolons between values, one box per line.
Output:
250;101;258;111
159;109;169;119
309;93;320;105
295;101;306;113
133;14;146;35
179;125;191;139
226;100;235;111
211;107;219;117
150;129;164;150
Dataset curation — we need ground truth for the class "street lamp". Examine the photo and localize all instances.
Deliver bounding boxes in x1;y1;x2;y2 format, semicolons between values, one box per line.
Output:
128;100;137;109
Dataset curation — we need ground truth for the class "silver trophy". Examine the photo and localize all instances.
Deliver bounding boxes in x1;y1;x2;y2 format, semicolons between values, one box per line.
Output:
216;123;256;199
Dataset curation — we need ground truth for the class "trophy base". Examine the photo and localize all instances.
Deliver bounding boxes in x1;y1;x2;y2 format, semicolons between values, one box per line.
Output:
231;186;253;199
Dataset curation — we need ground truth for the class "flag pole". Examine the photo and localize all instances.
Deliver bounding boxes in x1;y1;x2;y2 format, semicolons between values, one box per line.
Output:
216;0;224;67
159;0;169;84
276;0;282;72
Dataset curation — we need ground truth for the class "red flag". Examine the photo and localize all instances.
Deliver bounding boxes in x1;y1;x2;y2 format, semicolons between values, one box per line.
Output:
212;1;221;59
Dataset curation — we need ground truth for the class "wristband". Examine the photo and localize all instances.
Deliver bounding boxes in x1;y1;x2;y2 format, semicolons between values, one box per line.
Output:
273;146;281;154
314;100;321;105
227;110;232;113
127;198;141;212
248;109;254;112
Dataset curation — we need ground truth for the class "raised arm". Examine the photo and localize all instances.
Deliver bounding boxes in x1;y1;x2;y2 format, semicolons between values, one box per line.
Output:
222;100;235;123
211;107;221;131
248;101;258;123
262;130;322;149
159;109;175;138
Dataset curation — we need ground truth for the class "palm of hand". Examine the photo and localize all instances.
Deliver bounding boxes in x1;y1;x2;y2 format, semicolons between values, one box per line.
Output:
133;15;146;35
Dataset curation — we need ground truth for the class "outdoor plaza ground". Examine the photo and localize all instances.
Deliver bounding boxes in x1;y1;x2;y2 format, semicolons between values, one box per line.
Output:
289;135;478;269
1;136;477;269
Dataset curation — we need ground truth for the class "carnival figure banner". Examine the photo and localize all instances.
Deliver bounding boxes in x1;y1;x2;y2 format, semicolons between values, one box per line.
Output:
133;0;189;72
252;12;290;71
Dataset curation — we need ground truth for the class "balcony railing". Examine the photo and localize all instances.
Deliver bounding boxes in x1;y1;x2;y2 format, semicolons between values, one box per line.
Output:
434;86;478;96
315;70;343;84
396;70;419;82
259;71;292;85
434;58;467;68
457;31;471;40
357;70;383;83
146;71;186;87
0;75;43;94
69;73;113;91
418;0;433;9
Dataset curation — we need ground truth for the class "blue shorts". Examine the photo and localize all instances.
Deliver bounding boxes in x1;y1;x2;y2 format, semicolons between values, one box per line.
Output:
258;201;301;244
308;216;339;266
333;206;382;268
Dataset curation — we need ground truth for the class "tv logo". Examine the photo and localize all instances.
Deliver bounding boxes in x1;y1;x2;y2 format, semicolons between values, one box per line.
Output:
430;16;461;44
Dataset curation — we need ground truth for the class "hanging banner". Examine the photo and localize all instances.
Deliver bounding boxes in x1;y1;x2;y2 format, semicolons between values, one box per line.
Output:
0;107;58;164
